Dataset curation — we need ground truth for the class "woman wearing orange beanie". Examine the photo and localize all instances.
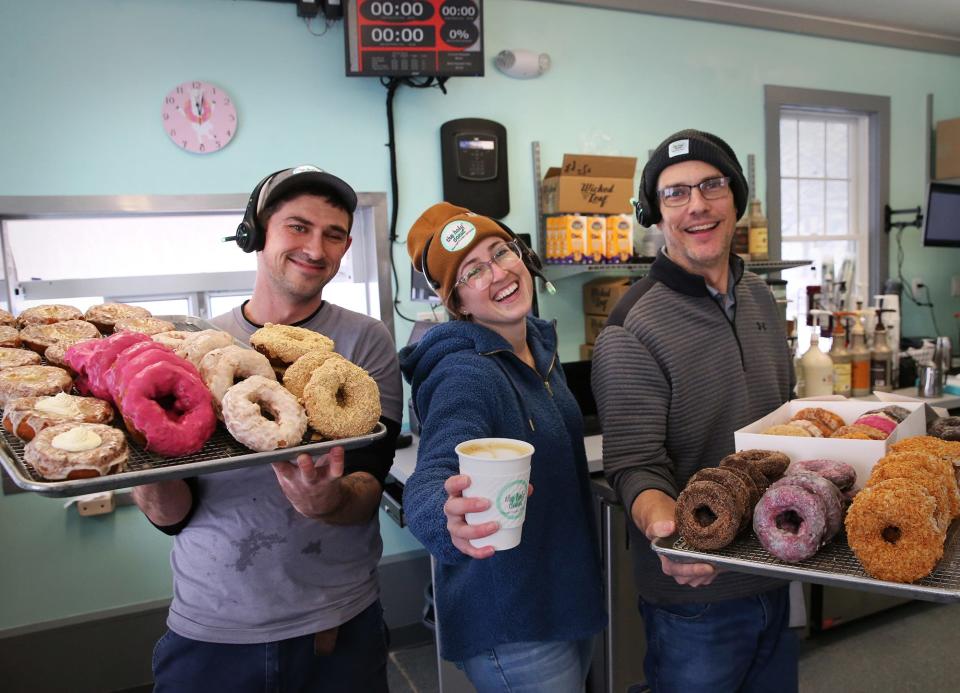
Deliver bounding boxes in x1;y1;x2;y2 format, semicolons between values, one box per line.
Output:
399;202;606;691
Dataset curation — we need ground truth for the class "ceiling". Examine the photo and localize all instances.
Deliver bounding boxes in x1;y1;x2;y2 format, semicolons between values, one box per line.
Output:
546;0;960;55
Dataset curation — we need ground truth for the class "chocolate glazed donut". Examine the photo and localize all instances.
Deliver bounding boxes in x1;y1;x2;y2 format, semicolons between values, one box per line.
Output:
675;480;742;550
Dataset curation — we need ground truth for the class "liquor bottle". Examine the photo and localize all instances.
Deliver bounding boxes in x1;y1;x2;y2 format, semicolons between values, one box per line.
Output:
733;213;750;260
849;315;871;397
830;313;852;397
869;303;894;393
747;198;768;261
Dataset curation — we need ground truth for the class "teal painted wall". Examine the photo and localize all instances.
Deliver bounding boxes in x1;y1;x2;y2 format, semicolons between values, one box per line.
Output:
2;0;960;628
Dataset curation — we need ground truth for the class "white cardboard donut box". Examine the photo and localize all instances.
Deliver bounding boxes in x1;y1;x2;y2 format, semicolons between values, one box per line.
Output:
734;397;926;490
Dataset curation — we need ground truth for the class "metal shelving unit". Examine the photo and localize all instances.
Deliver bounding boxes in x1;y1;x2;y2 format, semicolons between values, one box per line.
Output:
544;259;812;282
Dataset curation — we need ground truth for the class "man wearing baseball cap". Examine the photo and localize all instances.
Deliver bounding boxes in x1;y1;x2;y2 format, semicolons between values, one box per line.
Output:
133;166;402;692
592;130;796;691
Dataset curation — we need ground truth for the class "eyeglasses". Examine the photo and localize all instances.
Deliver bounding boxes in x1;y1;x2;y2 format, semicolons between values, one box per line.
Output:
455;240;523;291
657;176;731;208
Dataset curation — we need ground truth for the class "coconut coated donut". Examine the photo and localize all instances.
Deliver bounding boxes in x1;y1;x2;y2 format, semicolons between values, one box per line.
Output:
929;416;960;442
867;457;952;533
199;345;275;414
250;323;335;370
787;458;857;492
889;436;960;465
3;393;114;441
23;422;129;480
221;375;307;452
0;326;21;348
302;358;381;440
753;484;827;563
17;304;83;328
872;451;960;520
84;303;152;333
845;478;944;583
0;365;73;407
282;349;345;399
675;479;742;550
771;471;844;541
0;346;41;371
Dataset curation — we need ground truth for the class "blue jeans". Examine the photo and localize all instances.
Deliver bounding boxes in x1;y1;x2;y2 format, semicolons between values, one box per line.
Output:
456;638;594;693
639;586;797;693
152;600;389;693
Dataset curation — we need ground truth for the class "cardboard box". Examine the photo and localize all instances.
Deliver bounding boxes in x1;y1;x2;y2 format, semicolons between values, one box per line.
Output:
580;343;594;360
542;154;637;214
584;313;608;345
734;399;926;490
935;117;960;180
583;277;632;316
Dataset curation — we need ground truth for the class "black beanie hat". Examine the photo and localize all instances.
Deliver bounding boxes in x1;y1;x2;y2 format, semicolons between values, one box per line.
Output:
636;129;748;227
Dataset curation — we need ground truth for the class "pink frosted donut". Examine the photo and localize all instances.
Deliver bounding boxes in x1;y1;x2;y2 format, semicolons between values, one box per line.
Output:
120;361;216;457
770;471;844;541
83;332;152;400
63;339;108;395
107;342;200;404
753;485;827;563
854;414;896;437
787;458;857;492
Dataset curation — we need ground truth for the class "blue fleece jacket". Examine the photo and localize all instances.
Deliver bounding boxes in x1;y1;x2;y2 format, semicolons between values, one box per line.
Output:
399;317;606;662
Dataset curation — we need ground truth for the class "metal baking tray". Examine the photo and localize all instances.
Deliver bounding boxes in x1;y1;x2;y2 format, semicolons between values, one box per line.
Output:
652;521;960;603
0;315;387;497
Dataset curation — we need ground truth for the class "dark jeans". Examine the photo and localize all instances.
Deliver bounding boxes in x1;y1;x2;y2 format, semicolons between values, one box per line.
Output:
152;600;389;693
639;586;797;693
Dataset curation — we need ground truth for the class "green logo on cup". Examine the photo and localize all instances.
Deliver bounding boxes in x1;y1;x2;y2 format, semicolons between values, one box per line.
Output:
497;480;527;521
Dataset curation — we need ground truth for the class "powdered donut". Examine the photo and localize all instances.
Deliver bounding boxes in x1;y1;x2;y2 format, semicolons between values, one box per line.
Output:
23;422;128;480
0;308;15;327
753;484;827;563
787;458;857;492
929;416;960;442
688;467;752;532
199;345;275;414
0;365;72;407
113;316;177;336
17;304;83;328
84;303;151;333
175;330;234;367
0;326;21;348
771;471;844;541
282;349;345;399
793;407;846;435
3;393;114;442
19;319;100;354
250;323;335;370
302;358;381;439
831;424;887;440
762;424;811;437
0;347;40;371
845;479;944;583
675;479;742;550
221;375;308;452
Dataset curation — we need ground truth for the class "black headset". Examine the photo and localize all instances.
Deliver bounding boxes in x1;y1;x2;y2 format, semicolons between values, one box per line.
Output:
226;169;286;253
634;170;658;228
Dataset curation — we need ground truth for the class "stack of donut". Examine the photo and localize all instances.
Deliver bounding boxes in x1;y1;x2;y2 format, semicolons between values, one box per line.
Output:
929;416;960;442
674;449;789;550
752;459;855;562
762;405;909;440
846;443;960;583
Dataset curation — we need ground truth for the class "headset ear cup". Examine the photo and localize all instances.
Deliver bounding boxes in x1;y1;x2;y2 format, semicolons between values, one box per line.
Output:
634;186;659;228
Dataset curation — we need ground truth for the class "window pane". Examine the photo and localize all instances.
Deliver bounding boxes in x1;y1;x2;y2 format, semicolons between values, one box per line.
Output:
209;294;250;317
826;181;849;235
781;179;798;236
826;122;849;178
780;118;798;177
798;121;826;177
798;180;825;235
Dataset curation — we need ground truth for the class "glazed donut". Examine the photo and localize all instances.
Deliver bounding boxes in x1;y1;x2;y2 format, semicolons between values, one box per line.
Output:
19;319;100;354
688;467;752;532
119;360;216;457
113;316;177;336
3;393;114;442
17;304;83;328
81;332;153;401
762;424;811;437
152;330;195;350
929;416;960;442
845;478;944;583
770;471;844;541
721;449;790;482
0;346;40;371
221;375;308;451
84;303;151;334
282;349;344;399
175;330;234;367
873;451;960;519
23;422;128;480
0;326;20;348
753;484;827;563
199;345;275;414
867;457;952;532
0;365;72;407
792;407;846;435
853;414;896;438
720;453;771;494
250;323;335;371
787;458;857;492
302;358;381;439
831;424;887;440
0;308;15;327
675;479;742;550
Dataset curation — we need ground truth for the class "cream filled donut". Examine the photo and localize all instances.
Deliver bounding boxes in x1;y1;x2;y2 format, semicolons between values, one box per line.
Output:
24;422;128;480
221;375;307;451
3;393;114;441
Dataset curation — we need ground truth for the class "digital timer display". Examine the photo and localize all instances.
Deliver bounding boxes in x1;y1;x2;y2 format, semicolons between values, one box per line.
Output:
345;0;484;77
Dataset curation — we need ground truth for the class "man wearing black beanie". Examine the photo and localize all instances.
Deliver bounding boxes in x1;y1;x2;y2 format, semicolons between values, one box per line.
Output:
593;129;797;691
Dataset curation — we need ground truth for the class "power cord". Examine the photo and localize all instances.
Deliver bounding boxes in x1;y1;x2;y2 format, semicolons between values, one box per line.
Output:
894;226;942;336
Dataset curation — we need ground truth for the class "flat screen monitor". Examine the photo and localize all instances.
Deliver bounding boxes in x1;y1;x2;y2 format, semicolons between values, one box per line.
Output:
922;181;960;247
344;0;484;78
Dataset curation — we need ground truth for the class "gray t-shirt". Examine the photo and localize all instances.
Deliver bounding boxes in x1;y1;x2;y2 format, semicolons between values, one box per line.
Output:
165;302;402;644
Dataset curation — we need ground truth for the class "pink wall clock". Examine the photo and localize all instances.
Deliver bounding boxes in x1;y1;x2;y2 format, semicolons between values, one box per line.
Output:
161;80;238;154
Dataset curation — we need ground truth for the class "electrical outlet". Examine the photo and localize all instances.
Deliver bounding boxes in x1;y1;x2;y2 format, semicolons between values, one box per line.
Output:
952;275;960;298
911;277;926;298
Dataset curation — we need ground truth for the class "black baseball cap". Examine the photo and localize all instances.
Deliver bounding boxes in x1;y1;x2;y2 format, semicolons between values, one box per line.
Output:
256;166;358;224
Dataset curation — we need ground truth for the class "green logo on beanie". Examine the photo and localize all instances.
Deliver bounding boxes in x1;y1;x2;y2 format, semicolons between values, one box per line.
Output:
497;480;527;521
440;220;476;252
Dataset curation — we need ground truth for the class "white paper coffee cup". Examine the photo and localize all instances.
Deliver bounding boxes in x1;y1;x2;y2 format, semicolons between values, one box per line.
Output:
456;438;534;551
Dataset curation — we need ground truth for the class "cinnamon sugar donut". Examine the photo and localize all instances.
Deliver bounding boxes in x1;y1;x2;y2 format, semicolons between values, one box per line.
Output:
113;316;177;336
282;349;344;399
0;346;40;371
675;479;742;550
84;303;151;334
24;422;128;480
250;324;335;371
17;304;83;328
175;330;234;367
0;365;72;407
3;393;114;441
221;375;307;451
0;326;20;348
199;345;275;414
302;358;381;439
19;319;100;354
0;308;15;327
